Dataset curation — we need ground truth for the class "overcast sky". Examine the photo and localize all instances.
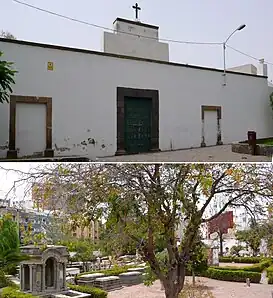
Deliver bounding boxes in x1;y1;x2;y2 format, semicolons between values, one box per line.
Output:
0;163;36;206
1;0;273;80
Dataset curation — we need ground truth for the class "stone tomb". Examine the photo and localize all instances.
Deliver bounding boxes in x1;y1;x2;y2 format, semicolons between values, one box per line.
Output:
20;245;68;295
93;276;122;291
77;273;105;287
127;267;146;273
119;271;142;286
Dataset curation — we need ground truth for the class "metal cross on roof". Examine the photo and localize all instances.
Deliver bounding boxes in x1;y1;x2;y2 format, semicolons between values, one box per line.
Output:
132;3;141;20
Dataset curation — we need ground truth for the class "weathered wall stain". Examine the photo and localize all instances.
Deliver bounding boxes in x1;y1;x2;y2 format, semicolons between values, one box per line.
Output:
88;138;96;145
54;143;71;152
0;140;9;150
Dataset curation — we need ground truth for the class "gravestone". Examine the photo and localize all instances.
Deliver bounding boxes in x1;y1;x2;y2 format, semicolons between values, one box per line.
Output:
77;273;105;287
119;271;142;286
20;245;69;295
207;246;219;266
127;267;146;273
93;276;122;291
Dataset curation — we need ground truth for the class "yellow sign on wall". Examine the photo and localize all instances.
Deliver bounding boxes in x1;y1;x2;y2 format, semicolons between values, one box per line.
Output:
47;62;54;71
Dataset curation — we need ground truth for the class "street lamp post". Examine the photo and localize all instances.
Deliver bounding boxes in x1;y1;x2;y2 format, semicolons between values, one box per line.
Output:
223;24;246;86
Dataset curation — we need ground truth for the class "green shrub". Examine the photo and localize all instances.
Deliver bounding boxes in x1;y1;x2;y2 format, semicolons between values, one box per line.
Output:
214;259;272;273
0;270;13;289
204;268;261;283
266;264;273;284
268;273;273;284
77;265;132;278
266;264;273;274
68;284;107;298
1;287;34;298
219;256;261;263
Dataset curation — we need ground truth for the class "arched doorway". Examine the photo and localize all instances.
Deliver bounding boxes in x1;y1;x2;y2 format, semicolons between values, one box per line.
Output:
45;257;56;288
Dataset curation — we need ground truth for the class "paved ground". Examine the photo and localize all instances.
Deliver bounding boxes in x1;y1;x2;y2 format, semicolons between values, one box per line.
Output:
108;278;273;298
99;145;272;162
219;262;254;268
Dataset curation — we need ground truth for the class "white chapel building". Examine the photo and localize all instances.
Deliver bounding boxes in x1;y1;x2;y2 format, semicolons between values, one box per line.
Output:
0;14;272;159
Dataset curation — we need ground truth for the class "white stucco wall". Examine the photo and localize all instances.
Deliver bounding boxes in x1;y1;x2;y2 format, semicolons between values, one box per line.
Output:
113;19;159;40
104;32;169;61
0;40;272;158
227;64;257;75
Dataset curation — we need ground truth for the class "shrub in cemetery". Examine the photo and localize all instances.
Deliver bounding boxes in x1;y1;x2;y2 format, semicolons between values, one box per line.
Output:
215;259;272;273
1;287;34;298
266;265;273;284
68;284;107;298
12;164;273;298
204;268;261;283
219;256;261;263
0;51;17;103
77;266;130;278
0;270;13;289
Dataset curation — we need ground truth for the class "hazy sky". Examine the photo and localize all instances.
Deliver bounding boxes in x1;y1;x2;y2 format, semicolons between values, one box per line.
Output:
1;0;273;80
0;163;36;206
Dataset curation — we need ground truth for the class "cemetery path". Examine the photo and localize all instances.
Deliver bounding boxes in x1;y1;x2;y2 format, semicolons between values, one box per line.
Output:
99;145;271;162
108;277;273;298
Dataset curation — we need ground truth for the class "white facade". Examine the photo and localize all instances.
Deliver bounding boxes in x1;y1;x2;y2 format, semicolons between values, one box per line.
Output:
104;18;169;61
0;30;272;159
227;64;258;75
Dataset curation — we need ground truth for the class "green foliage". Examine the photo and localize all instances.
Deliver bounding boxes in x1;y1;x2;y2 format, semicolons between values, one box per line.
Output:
204;268;261;283
266;264;273;284
58;239;95;263
0;270;13;288
214;259;272;273
1;287;35;298
230;245;245;257
68;284;107;298
219;256;261;263
0;214;27;272
15;163;273;298
235;221;263;256
187;232;208;276
1;287;29;297
0;51;17;103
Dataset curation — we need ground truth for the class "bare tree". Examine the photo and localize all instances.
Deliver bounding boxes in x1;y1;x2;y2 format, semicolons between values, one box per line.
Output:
0;30;16;40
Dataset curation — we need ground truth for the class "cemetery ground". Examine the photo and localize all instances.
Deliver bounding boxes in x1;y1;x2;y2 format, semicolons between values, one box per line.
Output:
100;145;271;162
108;277;273;298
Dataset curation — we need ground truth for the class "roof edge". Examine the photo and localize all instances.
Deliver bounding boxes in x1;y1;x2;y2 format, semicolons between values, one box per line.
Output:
0;38;268;79
113;17;159;30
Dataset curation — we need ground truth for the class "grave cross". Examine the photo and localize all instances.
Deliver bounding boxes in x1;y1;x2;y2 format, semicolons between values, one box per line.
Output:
132;3;141;20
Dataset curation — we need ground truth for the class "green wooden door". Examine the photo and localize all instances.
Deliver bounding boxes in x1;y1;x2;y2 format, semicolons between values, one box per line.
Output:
124;97;152;153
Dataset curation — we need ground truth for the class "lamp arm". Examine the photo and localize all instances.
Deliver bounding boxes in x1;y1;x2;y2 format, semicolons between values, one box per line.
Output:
224;28;238;45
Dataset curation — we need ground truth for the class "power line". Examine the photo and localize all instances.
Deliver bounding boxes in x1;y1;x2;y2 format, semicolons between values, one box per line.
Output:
11;0;273;67
12;0;222;46
226;45;273;66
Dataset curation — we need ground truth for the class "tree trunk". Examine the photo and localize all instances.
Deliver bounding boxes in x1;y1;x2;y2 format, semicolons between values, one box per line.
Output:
192;269;196;286
219;232;224;257
164;266;186;298
165;287;179;298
